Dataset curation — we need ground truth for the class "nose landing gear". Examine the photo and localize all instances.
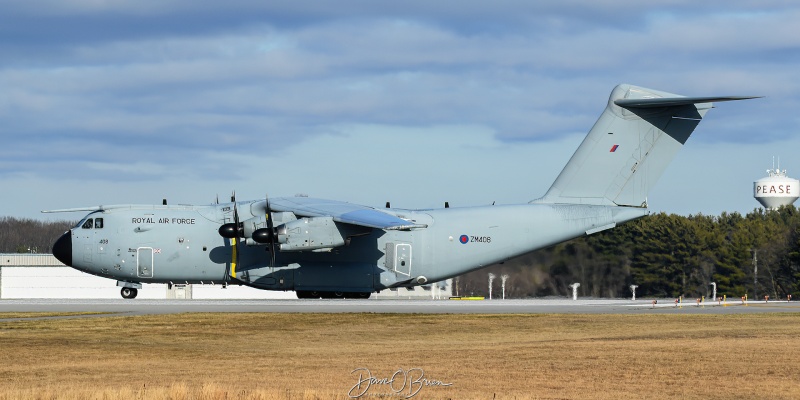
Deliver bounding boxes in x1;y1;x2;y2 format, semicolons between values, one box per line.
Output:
121;287;138;299
117;281;141;299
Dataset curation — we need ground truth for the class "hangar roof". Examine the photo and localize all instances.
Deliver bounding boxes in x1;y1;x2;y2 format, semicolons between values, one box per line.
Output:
1;254;63;267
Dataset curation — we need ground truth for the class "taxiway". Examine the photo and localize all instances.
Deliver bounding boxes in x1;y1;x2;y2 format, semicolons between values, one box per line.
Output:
1;298;798;319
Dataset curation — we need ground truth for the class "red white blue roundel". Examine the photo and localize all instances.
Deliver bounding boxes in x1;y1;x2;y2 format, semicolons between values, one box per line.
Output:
459;235;469;244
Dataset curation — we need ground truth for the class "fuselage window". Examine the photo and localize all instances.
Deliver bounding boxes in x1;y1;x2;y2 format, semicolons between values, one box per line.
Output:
95;218;104;229
82;219;93;229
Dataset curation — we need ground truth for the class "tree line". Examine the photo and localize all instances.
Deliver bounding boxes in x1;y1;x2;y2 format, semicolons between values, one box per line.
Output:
3;207;800;299
456;206;800;300
0;217;75;254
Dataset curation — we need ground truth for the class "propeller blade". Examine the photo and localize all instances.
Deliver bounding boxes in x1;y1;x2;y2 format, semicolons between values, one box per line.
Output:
234;200;240;228
220;195;243;283
229;201;241;281
265;194;276;268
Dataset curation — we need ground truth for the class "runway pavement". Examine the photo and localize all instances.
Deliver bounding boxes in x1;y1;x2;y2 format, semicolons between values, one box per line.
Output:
1;298;799;319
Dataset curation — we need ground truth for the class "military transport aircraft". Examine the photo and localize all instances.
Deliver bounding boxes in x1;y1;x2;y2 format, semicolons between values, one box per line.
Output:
45;84;757;299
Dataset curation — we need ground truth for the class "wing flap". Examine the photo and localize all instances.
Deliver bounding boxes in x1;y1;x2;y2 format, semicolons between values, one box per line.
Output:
268;197;426;230
337;209;425;230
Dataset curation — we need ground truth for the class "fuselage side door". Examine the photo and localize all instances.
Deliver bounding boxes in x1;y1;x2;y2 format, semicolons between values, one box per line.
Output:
137;247;154;278
94;217;107;257
75;214;100;266
385;242;412;277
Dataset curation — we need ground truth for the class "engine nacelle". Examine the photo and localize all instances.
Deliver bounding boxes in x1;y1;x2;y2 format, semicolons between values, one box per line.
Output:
240;212;298;242
242;216;266;238
277;216;345;251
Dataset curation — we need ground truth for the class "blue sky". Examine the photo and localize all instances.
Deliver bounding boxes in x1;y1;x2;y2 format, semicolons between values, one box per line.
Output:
2;1;799;220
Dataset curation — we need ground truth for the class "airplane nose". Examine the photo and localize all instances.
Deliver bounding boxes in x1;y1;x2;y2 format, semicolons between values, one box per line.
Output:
52;231;72;266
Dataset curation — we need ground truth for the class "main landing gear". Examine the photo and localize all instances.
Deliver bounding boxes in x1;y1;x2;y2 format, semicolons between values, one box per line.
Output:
120;287;138;299
296;291;371;299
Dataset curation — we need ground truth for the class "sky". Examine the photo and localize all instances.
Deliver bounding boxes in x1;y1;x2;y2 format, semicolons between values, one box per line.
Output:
2;1;800;221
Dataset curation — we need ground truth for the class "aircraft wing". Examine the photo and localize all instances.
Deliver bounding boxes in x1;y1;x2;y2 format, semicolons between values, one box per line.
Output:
268;197;427;230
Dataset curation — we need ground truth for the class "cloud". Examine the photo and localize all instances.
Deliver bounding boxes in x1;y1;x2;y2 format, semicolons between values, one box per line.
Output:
1;1;798;218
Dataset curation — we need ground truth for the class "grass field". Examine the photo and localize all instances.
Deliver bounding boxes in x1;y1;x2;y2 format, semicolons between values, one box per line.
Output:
1;312;799;399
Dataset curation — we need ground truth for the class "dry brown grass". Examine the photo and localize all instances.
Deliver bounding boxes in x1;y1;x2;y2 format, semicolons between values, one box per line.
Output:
1;312;799;399
0;312;109;319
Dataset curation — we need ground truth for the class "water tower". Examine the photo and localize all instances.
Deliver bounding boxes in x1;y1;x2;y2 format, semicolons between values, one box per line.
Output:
754;159;799;210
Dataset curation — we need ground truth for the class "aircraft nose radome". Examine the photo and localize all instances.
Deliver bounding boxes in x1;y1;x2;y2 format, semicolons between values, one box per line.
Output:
52;231;72;266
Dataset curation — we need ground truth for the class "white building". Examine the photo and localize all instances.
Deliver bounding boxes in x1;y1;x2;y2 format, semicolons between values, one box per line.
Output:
0;254;451;299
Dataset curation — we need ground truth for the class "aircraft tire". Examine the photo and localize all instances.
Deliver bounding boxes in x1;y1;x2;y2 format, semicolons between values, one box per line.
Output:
344;292;371;299
121;287;138;299
298;291;369;299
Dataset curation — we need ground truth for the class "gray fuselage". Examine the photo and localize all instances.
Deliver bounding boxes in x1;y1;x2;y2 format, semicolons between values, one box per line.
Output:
54;200;646;294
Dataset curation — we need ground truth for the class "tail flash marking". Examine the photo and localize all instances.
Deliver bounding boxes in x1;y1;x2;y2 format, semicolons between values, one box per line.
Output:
610;145;619;152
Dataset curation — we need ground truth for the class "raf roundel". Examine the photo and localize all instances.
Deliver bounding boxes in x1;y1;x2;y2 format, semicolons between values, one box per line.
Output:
459;235;469;244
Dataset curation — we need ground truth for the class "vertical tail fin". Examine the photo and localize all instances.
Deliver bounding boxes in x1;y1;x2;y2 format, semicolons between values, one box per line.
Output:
533;84;758;207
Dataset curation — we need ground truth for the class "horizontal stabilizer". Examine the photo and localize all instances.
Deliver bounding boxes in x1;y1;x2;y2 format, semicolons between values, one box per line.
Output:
615;96;761;108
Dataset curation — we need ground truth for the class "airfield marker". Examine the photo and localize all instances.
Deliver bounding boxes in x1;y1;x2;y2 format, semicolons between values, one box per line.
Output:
710;282;717;302
569;283;580;300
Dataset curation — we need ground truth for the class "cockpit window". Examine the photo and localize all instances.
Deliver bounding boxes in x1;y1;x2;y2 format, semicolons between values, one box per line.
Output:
82;219;93;229
95;218;104;229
